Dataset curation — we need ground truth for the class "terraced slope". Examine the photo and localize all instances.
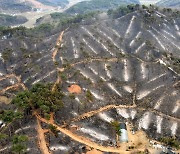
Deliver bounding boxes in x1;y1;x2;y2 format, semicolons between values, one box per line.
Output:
0;9;180;153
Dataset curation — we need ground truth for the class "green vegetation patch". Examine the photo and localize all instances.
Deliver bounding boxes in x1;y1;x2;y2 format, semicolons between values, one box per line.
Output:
108;4;140;19
36;0;68;7
160;137;180;149
66;0;139;14
110;121;121;136
0;14;27;26
12;135;28;154
0;110;22;123
12;83;64;119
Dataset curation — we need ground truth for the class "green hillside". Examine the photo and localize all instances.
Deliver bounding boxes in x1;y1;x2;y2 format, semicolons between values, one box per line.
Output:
65;0;140;14
0;14;28;26
36;0;68;7
156;0;180;8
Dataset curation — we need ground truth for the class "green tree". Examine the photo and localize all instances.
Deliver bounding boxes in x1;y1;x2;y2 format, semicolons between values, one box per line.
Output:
12;83;64;119
110;121;121;136
0;133;8;141
48;124;59;137
2;48;13;62
86;90;93;102
0;110;23;123
11;135;28;154
69;93;75;99
160;137;180;149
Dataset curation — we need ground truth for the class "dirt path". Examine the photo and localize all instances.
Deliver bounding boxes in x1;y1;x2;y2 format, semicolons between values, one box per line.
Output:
52;30;69;92
36;118;52;154
64;104;136;125
36;113;160;153
49;113;54;123
0;83;21;94
0;74;22;83
36;114;133;153
58;58;118;72
52;31;65;63
0;74;27;94
52;75;61;92
63;103;180;127
58;55;159;73
0;74;15;81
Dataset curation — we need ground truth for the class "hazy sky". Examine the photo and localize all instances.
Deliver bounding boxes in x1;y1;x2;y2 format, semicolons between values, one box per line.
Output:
139;0;161;4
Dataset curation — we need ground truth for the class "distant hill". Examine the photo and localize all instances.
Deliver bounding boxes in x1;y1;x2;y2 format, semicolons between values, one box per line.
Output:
0;14;28;26
0;0;33;13
35;12;71;25
35;3;142;26
0;0;69;14
36;0;68;7
156;0;180;8
65;0;140;14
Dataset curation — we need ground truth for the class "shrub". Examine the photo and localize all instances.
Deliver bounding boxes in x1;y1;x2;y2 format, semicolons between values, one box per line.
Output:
160;137;180;149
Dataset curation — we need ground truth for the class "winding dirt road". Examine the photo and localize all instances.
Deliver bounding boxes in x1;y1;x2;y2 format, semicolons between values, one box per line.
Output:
52;31;65;63
65;104;136;124
0;74;26;94
36;118;52;154
36;114;133;153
